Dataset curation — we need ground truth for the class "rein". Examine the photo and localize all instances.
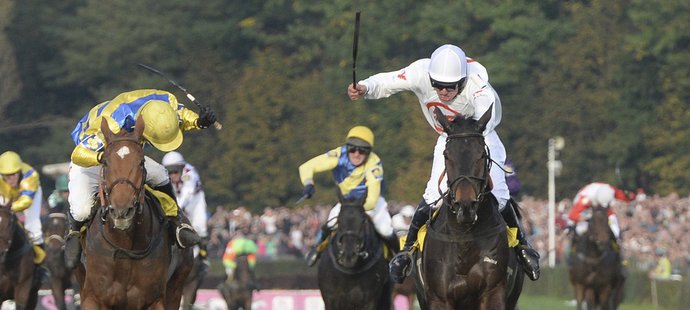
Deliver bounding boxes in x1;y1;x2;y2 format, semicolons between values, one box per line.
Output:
99;138;147;211
45;213;68;245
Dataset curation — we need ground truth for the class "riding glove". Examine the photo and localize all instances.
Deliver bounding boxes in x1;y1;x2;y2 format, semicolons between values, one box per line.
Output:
302;184;315;199
196;107;217;129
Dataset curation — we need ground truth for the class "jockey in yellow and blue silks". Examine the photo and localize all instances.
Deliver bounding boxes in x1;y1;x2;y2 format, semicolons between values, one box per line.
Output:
0;151;47;265
64;89;217;269
299;126;398;267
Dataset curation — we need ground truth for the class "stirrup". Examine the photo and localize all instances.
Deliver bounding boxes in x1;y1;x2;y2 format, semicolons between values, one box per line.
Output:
517;247;541;281
390;251;413;283
175;223;200;248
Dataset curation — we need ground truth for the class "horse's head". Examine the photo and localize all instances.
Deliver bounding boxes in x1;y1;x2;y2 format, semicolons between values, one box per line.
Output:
435;106;493;225
0;203;15;264
100;116;146;230
588;205;613;251
333;190;369;268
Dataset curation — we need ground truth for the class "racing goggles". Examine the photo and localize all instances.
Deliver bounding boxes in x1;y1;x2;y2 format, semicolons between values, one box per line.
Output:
347;144;371;155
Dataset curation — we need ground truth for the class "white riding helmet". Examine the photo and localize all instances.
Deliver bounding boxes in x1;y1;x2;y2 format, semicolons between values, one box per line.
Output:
428;44;468;83
162;151;186;167
591;186;615;208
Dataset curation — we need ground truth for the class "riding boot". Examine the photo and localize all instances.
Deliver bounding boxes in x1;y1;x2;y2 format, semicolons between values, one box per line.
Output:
305;224;330;267
155;182;201;249
501;199;541;281
390;200;431;284
64;213;85;270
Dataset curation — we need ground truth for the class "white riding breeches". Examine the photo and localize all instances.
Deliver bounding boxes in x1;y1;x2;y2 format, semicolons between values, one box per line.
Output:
423;132;509;211
575;214;620;239
181;191;209;238
325;196;394;237
21;186;43;245
68;156;170;222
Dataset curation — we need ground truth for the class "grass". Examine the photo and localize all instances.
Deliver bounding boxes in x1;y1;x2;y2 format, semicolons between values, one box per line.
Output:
518;294;664;310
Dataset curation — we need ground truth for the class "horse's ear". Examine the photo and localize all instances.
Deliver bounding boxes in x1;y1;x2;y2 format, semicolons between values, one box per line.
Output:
476;103;493;133
434;108;452;133
134;114;145;140
101;117;115;141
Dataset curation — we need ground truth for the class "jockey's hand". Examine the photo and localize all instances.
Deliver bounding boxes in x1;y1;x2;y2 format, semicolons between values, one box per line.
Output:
347;83;367;101
197;107;217;129
302;184;315;199
97;151;104;163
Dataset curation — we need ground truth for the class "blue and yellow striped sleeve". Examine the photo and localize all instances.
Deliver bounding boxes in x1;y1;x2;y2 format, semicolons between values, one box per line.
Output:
11;165;40;212
363;153;383;211
298;148;340;185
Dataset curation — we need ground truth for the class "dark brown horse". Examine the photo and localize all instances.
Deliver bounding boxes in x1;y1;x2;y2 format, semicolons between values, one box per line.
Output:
76;117;193;309
392;273;417;310
0;198;40;309
317;192;392;310
43;211;79;310
218;254;254;310
180;254;208;310
569;205;624;310
413;107;523;309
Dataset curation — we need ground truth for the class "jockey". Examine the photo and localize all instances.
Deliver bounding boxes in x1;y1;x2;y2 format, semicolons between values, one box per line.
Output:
568;182;635;241
0;151;47;272
222;230;258;289
47;174;70;214
348;44;540;282
64;89;218;268
299;126;398;267
162;151;210;261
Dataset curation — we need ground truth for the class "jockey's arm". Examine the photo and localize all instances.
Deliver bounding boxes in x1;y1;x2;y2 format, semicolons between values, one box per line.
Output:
363;164;383;211
569;197;590;222
298;150;339;186
71;143;101;167
175;105;202;131
11;173;39;212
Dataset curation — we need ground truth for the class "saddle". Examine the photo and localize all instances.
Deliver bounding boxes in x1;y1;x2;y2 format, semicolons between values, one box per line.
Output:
413;208;518;253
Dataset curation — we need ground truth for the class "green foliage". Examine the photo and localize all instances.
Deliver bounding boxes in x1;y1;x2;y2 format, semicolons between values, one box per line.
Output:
2;0;690;209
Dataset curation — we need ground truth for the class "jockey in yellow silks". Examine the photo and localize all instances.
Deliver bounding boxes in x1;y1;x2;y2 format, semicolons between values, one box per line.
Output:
64;89;218;269
299;126;398;267
0;151;46;264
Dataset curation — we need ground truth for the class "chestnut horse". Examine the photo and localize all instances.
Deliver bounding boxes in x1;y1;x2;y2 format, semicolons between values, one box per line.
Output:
0;197;40;309
76;117;193;309
413;107;523;309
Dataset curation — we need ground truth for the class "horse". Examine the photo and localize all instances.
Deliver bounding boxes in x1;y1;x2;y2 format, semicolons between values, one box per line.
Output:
413;106;523;309
180;253;208;310
218;254;254;310
317;192;392;310
0;197;40;309
76;116;193;309
43;211;79;310
569;205;624;310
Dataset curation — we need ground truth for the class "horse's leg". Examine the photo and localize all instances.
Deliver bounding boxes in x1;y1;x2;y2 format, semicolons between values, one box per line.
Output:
50;277;67;310
574;284;585;310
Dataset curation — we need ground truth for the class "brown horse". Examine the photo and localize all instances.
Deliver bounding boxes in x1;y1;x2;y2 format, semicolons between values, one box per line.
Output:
76;116;193;309
43;211;79;310
218;254;254;310
569;205;624;310
413;107;523;309
0;199;40;309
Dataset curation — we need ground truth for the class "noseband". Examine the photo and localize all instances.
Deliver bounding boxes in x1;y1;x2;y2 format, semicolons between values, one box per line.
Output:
445;132;492;209
336;217;368;260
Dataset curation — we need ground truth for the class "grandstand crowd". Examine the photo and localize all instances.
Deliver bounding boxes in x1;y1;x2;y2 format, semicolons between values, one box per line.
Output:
200;192;689;276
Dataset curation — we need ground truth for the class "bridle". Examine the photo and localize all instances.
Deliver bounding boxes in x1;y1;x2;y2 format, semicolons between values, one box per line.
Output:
336;217;368;261
444;132;492;212
99;136;146;217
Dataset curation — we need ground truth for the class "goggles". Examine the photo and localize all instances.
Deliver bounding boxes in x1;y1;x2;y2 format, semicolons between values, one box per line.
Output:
430;77;466;92
347;144;371;155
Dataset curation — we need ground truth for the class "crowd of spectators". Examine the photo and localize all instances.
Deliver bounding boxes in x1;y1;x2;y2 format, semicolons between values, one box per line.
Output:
204;193;690;276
